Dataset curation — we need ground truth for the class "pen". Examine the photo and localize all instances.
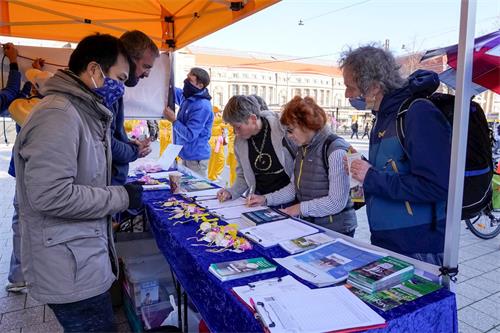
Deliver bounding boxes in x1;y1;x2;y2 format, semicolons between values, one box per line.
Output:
246;185;254;207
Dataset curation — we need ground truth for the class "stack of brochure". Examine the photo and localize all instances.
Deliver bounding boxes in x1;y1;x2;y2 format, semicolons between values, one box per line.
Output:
279;233;335;254
274;239;386;287
208;257;276;282
347;256;415;293
349;275;442;311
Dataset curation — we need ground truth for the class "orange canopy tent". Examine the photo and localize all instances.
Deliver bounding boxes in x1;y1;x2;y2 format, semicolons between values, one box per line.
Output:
0;0;279;50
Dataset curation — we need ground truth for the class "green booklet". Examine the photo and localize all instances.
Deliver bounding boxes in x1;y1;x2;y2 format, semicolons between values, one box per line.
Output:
349;275;442;311
347;256;414;293
209;257;277;281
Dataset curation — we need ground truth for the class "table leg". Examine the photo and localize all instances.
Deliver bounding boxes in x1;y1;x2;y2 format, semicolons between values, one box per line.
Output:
183;291;188;333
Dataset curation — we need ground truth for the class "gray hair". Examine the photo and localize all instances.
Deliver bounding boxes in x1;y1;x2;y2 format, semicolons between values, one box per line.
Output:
339;45;405;95
223;95;261;124
249;94;268;111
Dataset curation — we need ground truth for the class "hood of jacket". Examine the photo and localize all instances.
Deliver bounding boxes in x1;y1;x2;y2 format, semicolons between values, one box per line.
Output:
41;69;112;121
186;87;211;101
378;69;440;116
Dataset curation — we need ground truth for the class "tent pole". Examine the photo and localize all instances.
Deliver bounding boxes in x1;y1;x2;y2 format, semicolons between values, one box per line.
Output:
443;0;477;290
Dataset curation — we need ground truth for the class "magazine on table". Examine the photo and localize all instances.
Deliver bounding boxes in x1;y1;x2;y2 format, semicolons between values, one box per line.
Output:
240;219;318;248
348;275;442;311
274;239;386;287
251;286;386;333
279;233;335;254
347;256;415;293
209;257;277;282
241;207;289;226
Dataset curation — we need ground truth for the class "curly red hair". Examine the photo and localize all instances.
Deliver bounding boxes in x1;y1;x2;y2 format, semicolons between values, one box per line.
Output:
280;96;326;131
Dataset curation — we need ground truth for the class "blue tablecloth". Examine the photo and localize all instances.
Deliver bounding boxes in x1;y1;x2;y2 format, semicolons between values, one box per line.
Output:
144;190;458;333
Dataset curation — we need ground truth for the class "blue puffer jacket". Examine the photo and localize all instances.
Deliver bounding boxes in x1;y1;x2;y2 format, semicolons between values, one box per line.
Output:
173;88;213;161
363;70;452;255
110;98;139;185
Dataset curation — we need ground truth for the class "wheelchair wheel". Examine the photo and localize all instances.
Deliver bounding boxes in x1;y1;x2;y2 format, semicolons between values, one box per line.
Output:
465;210;500;239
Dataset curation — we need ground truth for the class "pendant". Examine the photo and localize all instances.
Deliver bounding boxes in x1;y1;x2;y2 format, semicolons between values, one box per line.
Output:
254;153;272;171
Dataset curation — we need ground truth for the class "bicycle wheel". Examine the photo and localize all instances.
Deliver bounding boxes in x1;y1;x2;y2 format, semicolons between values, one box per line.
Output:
465;211;500;239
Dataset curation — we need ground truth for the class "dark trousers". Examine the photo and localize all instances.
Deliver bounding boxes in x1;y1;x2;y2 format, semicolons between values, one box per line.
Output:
48;291;116;332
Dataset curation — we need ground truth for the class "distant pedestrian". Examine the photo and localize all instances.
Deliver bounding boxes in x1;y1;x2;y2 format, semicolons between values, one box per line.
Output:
362;122;370;139
350;121;359;139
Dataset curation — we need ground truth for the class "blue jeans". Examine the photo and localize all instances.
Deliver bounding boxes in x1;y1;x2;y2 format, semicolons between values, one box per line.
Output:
8;195;23;284
48;291;116;332
409;252;444;266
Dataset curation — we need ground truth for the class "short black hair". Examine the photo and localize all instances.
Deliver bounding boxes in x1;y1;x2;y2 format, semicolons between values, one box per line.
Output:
68;33;128;75
190;67;210;88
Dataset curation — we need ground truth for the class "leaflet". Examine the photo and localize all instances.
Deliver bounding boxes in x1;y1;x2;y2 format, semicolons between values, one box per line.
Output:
274;239;386;287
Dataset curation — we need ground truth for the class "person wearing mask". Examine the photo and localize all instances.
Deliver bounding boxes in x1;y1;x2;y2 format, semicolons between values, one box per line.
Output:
248;96;357;236
13;34;143;332
109;30;159;185
217;95;296;202
343;45;451;265
163;67;214;177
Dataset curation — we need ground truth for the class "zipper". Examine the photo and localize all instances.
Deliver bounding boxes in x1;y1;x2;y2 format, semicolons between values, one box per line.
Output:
296;146;307;190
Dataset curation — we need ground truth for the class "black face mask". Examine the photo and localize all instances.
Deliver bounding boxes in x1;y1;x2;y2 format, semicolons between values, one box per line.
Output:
183;79;203;99
125;61;139;87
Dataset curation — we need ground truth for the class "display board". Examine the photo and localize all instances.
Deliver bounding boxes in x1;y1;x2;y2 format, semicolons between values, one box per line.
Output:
1;44;169;119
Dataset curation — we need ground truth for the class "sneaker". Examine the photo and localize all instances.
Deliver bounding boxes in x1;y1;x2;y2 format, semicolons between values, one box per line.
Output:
5;281;27;293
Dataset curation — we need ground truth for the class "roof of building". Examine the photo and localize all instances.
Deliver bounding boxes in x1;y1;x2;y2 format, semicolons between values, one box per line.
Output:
183;45;342;76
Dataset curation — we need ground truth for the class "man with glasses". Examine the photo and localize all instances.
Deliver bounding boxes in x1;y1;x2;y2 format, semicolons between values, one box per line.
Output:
109;30;159;185
216;95;296;202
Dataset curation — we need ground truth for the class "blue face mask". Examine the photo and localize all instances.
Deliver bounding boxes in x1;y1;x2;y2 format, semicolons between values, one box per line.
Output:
349;96;367;110
92;65;125;108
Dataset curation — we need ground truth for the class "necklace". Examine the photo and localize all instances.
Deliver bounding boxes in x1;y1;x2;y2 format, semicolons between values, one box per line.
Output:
250;120;272;171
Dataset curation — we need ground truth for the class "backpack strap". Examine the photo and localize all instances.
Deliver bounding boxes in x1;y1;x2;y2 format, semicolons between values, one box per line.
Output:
322;134;349;173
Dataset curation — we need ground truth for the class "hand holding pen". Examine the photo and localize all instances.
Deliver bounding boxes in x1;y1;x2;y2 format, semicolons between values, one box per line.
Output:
246;186;266;207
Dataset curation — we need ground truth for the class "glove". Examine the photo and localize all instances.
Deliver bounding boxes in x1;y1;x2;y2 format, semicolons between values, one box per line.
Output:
123;184;144;209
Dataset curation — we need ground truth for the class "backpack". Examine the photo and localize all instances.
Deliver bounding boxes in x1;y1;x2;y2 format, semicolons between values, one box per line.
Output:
282;134;365;210
396;92;493;220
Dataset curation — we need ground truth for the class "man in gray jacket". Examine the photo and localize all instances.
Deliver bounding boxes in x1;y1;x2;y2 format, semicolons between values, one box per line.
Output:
217;95;296;201
13;34;142;332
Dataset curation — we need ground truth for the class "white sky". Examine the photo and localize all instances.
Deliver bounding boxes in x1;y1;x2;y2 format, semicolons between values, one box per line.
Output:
193;0;499;61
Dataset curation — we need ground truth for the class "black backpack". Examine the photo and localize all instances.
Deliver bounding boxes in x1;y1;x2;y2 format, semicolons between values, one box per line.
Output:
396;92;493;220
282;134;365;210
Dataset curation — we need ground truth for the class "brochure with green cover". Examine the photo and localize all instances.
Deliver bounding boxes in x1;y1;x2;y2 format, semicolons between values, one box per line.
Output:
209;257;277;281
349;275;442;311
347;256;414;293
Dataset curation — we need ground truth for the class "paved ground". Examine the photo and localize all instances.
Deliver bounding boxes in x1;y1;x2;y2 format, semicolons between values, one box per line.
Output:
0;122;498;332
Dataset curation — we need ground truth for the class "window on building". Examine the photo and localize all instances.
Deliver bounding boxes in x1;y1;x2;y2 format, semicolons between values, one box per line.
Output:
243;73;248;78
294;88;301;97
251;85;258;94
232;85;239;96
216;93;223;107
260;86;266;100
304;89;310;96
233;73;239;78
320;90;325;105
242;85;249;95
326;92;330;105
269;87;274;103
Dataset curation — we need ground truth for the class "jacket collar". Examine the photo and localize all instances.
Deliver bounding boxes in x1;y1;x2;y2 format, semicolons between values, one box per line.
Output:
42;70;112;121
